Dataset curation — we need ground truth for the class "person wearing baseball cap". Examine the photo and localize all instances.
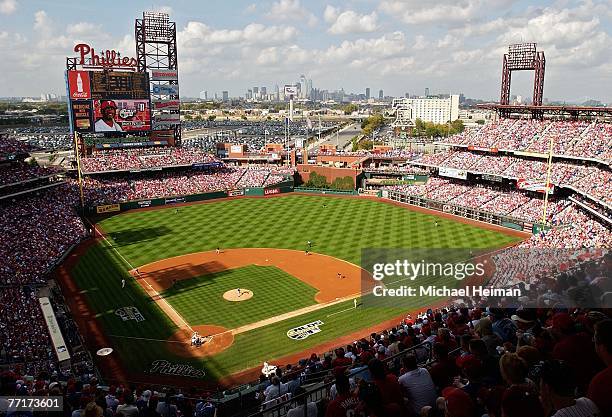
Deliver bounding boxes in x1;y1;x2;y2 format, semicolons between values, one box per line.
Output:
95;100;123;132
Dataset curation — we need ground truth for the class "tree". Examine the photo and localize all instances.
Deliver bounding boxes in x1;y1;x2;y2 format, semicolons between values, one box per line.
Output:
207;115;216;121
343;103;358;115
306;172;329;188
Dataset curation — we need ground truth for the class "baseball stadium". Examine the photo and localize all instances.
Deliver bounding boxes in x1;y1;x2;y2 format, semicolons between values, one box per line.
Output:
1;6;611;417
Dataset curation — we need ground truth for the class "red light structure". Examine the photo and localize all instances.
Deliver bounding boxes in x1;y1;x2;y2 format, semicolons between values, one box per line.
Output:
500;43;545;114
135;12;181;146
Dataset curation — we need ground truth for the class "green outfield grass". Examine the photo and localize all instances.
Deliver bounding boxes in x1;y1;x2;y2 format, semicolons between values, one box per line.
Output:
69;194;522;383
162;265;318;328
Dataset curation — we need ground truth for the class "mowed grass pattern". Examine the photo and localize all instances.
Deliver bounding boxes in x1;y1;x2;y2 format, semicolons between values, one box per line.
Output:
100;195;518;266
161;265;318;328
69;195;522;381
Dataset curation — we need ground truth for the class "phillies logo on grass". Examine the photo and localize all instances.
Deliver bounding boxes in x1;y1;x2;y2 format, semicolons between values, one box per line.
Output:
287;320;324;340
149;360;206;378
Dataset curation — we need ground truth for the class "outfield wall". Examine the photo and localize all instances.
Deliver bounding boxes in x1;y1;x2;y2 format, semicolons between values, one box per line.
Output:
87;181;294;216
384;189;546;233
86;184;541;234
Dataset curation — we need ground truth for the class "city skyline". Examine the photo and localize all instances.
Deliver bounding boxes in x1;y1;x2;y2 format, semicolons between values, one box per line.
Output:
0;0;610;102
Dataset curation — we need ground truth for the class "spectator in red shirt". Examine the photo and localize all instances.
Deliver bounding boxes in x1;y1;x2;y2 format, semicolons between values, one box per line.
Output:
429;343;459;390
501;385;544;417
367;359;406;412
325;373;359;417
588;319;612;416
551;312;604;393
331;348;352;368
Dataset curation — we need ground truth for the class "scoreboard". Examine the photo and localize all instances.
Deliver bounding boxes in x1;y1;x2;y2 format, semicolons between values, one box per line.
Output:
90;71;149;100
67;70;151;134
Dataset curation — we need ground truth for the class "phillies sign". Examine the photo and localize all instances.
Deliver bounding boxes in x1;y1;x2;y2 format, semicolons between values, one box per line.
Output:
74;43;138;70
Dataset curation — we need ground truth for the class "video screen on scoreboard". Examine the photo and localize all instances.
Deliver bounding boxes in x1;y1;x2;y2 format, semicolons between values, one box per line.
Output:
93;99;151;132
67;70;151;134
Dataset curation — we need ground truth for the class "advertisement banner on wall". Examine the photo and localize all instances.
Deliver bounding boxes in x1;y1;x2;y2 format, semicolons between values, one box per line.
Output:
517;179;554;194
152;84;179;95
93;99;151;132
230;145;242;154
39;298;71;363
71;101;93;132
228;189;245;197
150;69;178;81
154;113;181;122
96;204;121;214
67;70;92;100
264;188;280;195
152;100;180;111
439;166;468;180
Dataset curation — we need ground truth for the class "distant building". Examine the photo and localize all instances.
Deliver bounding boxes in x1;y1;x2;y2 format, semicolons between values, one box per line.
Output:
425;87;430;97
378;89;383;100
366;88;370;100
222;91;229;101
392;95;460;127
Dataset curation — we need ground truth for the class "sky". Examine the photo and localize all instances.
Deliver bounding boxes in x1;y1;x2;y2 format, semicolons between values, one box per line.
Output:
0;0;611;102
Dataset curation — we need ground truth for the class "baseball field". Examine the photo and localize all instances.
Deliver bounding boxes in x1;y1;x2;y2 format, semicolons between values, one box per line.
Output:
59;194;524;386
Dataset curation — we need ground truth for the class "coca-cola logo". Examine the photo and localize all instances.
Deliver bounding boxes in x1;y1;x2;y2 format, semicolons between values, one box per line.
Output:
74;43;137;70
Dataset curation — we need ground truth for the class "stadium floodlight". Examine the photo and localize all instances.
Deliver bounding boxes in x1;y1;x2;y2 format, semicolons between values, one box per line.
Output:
500;43;546;107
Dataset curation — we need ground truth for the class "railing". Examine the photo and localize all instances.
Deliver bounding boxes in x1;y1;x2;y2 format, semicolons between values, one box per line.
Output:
230;341;433;417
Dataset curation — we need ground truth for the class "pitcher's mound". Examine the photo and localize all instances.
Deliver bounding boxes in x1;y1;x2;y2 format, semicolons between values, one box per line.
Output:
223;289;253;302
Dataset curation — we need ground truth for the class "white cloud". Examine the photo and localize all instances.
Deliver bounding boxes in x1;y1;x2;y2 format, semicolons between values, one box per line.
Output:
379;0;512;25
66;22;104;37
323;5;339;23
412;35;428;50
178;22;298;49
327;10;378;35
437;34;461;48
33;10;51;33
0;0;16;15
495;5;611;68
150;5;173;16
244;3;257;14
256;47;279;65
267;0;317;27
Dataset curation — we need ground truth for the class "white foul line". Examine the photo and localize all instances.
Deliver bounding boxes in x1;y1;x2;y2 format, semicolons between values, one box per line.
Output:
93;224;194;333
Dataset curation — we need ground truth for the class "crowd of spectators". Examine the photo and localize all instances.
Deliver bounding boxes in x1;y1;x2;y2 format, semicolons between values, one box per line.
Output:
80;148;219;173
383;178;572;223
0;184;88;285
0;162;59;186
0;287;55;376
252;285;612;416
443;119;611;162
411;150;611;206
79;166;292;205
3;303;610;417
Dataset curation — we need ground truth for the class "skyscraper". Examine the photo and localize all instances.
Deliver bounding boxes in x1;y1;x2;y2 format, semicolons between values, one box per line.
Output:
222;91;229;101
425;87;430;97
366;88;370;100
299;74;307;99
306;78;313;99
378;89;383;100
